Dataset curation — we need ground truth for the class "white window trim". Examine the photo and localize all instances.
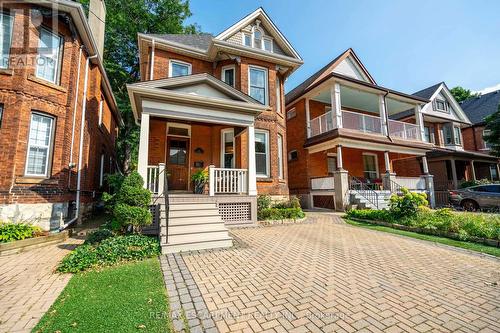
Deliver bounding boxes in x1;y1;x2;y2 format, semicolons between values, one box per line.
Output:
0;13;14;69
99;153;105;186
435;99;448;113
36;28;64;85
248;65;268;105
277;134;283;179
220;128;235;168
221;65;235;87
24;112;55;177
242;32;252;47
288;149;298;161
482;129;491;150
286;107;296;120
242;27;274;52
453;126;462;145
168;59;192;78
362;153;379;179
98;99;103;126
166;122;191;137
255;129;270;178
263;36;273;52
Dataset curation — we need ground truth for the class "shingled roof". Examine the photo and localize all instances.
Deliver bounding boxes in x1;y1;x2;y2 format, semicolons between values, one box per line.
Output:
148;33;214;51
460;90;500;125
412;82;443;100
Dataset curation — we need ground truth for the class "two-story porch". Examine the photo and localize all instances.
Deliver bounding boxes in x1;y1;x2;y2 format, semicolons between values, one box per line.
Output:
128;74;268;253
289;73;435;210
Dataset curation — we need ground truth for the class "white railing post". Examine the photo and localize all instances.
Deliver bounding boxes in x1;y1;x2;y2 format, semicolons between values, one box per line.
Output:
331;83;342;129
415;105;425;141
158;163;165;195
247;126;257;196
137;113;150;189
379;94;388;136
209;165;215;196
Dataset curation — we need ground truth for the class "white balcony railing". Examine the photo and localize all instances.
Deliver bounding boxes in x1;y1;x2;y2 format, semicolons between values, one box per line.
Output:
147;164;165;194
311;176;335;190
342;110;383;134
309;111;334;137
394;176;426;190
388;120;420;141
209;167;248;195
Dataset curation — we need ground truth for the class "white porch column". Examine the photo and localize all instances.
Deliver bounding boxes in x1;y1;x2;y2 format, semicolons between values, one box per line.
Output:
415;105;425;141
158;163;165;195
247;125;257;196
379;95;388;136
208;165;215;196
137;113;150;188
330;82;342;129
450;158;458;189
336;144;343;170
305;98;311;138
470;160;476;181
422;155;429;174
384;151;391;173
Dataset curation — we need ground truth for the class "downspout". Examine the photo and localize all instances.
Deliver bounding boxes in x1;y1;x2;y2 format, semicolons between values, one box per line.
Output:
60;53;99;231
68;45;84;185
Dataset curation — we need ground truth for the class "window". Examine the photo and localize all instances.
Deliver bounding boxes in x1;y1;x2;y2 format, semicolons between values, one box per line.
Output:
288;150;298;161
169;60;191;77
243;33;251;46
362;154;378;180
167;123;191;137
424;126;431;143
0;104;3;128
99;153;105;186
221;66;235;87
453;126;461;145
286;108;296;120
253;28;262;49
25;113;54;177
98;99;103;127
248;66;267;104
490;166;498;181
276;76;281;113
255;130;269;177
36;28;63;84
435;99;447;112
221;129;235;168
0;13;13;69
243;25;274;52
277;134;283;179
443;125;453;145
327;156;337;174
263;37;273;52
483;129;491;149
168;139;187;165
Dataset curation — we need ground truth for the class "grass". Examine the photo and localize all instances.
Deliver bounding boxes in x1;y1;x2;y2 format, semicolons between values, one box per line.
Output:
34;258;172;333
345;218;500;258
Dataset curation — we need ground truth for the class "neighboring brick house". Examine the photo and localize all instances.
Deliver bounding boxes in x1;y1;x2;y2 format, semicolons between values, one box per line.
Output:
127;8;302;252
285;49;435;211
0;0;121;230
391;83;499;205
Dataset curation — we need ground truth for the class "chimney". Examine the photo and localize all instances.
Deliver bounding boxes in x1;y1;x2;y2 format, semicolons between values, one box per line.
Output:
88;0;106;59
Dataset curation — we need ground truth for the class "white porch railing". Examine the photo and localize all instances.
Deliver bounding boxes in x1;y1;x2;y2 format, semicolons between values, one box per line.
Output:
147;164;165;194
342;110;383;135
311;176;335;190
309;111;334;137
209;167;248;195
394;176;426;190
388;120;420;141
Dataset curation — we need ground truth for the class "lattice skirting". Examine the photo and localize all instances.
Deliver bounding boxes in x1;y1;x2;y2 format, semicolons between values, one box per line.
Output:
218;202;251;223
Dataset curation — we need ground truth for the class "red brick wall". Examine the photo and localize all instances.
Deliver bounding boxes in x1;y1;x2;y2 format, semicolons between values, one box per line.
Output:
0;5;119;206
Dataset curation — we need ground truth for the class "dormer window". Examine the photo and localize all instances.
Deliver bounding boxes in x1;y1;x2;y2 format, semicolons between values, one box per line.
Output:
242;23;274;52
434;99;449;113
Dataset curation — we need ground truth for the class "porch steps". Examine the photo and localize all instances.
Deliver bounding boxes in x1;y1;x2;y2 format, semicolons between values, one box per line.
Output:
159;201;233;254
348;191;391;210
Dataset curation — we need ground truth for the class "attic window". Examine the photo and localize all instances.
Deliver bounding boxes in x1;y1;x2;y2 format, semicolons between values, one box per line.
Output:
435;99;449;113
242;23;274;52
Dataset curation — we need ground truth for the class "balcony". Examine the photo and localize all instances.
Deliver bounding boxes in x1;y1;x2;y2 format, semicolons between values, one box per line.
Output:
388;120;420;141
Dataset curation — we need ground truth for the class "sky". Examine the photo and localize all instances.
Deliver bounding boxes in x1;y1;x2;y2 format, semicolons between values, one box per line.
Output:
185;0;500;95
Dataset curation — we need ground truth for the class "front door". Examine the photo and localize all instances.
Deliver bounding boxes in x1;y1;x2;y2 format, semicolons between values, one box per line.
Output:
167;137;189;191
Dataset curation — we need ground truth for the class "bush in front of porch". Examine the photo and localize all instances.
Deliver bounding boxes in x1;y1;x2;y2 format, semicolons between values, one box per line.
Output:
257;195;305;221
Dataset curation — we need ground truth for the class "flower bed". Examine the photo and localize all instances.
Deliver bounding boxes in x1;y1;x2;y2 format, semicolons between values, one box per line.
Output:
0;222;44;243
257;195;305;222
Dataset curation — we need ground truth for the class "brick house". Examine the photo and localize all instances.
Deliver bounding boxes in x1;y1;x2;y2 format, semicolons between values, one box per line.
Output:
127;8;303;252
0;0;121;230
391;83;499;205
285;49;436;211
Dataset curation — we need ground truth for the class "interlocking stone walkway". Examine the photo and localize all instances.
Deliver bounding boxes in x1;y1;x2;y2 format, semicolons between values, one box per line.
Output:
180;213;500;333
0;237;82;333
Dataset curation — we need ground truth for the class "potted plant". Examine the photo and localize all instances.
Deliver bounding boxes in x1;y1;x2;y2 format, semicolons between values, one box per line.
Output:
191;169;208;194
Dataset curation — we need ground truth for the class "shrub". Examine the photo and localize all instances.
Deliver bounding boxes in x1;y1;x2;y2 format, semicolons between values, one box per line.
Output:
273;196;301;209
58;235;160;273
389;188;428;218
0;222;42;243
346;209;393;222
113;204;152;229
191;169;208;194
258;207;305;221
84;229;114;245
257;195;271;211
459;178;492;189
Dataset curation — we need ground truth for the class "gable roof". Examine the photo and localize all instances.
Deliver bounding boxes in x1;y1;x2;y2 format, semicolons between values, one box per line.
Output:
149;33;213;52
460;90;500;125
285;48;376;105
413;82;443;100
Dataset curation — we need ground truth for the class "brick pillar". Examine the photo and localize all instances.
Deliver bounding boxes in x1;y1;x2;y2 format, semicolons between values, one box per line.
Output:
423;174;435;208
333;170;349;211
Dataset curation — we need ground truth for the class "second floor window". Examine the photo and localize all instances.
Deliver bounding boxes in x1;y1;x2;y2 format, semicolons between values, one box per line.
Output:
169;60;191;77
36;28;63;84
222;66;235;87
483;129;491;149
443;125;453;145
249;66;267;104
0;13;13;69
424;126;431;143
453;126;461;145
25;113;54;177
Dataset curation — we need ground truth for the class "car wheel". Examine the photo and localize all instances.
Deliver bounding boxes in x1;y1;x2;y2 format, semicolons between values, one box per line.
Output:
461;200;478;212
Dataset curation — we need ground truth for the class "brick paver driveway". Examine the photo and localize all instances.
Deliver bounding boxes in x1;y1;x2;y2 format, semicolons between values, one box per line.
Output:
0;237;82;333
182;213;500;333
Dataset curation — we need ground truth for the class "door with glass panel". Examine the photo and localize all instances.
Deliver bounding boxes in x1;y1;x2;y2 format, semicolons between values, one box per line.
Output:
167;137;189;190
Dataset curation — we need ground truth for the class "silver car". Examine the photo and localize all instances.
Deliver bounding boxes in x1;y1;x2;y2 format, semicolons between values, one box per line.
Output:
449;184;500;211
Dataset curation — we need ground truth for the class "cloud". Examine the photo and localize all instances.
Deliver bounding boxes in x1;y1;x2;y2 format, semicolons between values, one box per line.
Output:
474;83;500;95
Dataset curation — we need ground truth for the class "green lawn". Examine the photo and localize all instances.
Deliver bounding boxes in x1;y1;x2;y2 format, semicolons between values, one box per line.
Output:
345;218;500;258
34;258;172;333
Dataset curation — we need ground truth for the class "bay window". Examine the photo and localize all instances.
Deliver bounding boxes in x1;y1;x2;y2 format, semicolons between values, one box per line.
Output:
255;130;269;177
443;125;453;145
0;13;13;69
221;129;235;168
248;66;267;105
36;28;63;84
453;126;461;145
169;60;191;77
25;113;55;177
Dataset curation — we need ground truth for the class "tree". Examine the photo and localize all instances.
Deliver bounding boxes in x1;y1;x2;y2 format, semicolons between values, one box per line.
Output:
450;86;479;103
79;0;199;173
484;104;500;157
